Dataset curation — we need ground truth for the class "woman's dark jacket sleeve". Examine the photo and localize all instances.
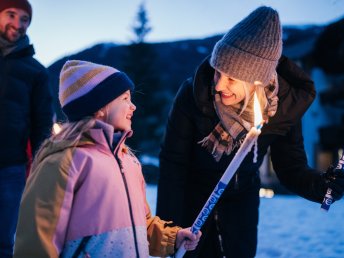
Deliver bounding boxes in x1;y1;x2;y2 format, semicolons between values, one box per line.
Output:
271;122;327;203
270;56;327;203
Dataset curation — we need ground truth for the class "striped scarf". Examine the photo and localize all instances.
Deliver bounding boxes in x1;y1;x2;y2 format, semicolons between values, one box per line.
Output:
199;75;278;161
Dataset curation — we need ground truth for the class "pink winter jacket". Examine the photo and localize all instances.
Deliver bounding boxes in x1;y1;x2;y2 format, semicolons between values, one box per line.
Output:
14;124;180;258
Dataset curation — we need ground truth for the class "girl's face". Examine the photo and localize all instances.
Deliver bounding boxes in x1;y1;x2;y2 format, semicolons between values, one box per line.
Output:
214;70;254;106
102;90;136;131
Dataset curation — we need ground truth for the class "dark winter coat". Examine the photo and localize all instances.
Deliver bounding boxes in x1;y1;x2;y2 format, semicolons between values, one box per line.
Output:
156;56;328;257
0;44;53;168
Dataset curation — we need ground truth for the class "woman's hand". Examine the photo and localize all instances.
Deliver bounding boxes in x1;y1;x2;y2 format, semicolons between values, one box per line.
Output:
175;227;202;251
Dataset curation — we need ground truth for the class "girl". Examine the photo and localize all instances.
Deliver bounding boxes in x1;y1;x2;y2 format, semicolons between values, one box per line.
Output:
14;60;201;257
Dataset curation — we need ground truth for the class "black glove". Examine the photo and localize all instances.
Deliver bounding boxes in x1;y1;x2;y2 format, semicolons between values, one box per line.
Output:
322;165;344;201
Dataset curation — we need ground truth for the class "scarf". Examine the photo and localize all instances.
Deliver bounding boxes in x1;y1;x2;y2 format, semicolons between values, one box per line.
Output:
199;73;279;161
0;35;30;56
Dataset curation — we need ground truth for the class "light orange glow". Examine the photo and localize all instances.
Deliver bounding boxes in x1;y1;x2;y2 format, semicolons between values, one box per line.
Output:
254;92;263;127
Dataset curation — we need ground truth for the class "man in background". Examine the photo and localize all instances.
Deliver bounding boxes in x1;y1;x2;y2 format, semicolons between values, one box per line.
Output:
0;0;53;257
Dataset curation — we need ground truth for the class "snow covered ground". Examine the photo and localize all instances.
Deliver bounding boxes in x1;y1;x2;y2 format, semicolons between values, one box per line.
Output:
146;184;344;258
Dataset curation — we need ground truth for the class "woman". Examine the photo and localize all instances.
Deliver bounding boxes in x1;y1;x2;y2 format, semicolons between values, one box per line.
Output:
156;6;344;258
14;60;201;257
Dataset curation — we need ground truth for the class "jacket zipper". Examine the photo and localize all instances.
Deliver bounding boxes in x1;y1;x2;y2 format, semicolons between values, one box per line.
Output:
114;153;140;258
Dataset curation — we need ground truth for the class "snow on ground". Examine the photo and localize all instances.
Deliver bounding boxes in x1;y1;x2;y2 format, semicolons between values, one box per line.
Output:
146;184;344;258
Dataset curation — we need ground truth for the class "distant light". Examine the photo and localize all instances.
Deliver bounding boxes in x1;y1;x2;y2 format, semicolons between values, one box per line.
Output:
259;188;274;198
140;154;159;167
196;46;208;54
53;123;62;135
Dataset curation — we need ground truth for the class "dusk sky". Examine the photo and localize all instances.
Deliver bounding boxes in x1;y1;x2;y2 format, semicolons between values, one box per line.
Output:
28;0;344;66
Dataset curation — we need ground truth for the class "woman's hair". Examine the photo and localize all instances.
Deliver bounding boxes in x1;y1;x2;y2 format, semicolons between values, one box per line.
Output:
239;81;279;116
255;85;268;112
239;82;251;115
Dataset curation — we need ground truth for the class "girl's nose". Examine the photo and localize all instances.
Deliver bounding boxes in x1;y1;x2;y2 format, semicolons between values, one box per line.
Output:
130;102;136;111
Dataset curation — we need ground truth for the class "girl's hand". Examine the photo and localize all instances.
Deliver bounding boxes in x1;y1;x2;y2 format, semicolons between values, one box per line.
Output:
175;227;202;251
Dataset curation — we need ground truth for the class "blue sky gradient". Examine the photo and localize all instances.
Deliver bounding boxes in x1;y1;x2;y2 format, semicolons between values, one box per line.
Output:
28;0;344;66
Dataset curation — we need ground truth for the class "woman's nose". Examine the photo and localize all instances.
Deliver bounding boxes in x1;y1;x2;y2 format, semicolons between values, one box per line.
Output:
215;77;227;92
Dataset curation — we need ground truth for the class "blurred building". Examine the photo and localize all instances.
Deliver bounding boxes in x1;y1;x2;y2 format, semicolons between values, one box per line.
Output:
261;17;344;192
313;17;344;169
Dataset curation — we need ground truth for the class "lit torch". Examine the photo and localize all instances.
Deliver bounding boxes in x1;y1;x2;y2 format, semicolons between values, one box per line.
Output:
175;93;264;258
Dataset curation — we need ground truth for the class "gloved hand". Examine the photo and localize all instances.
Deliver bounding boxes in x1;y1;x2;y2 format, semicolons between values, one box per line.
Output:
322;165;344;201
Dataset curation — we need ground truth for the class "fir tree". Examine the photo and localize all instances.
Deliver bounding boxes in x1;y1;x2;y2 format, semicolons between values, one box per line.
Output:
123;2;167;156
132;2;152;44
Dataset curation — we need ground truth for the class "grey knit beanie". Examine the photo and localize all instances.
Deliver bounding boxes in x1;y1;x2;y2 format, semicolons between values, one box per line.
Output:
210;6;282;86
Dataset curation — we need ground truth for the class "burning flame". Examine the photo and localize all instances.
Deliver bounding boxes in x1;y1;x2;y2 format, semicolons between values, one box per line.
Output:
53;123;62;135
253;92;263;127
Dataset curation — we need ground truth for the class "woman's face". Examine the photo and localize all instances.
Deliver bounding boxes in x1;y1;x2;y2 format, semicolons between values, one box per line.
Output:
214;70;254;106
102;90;136;131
